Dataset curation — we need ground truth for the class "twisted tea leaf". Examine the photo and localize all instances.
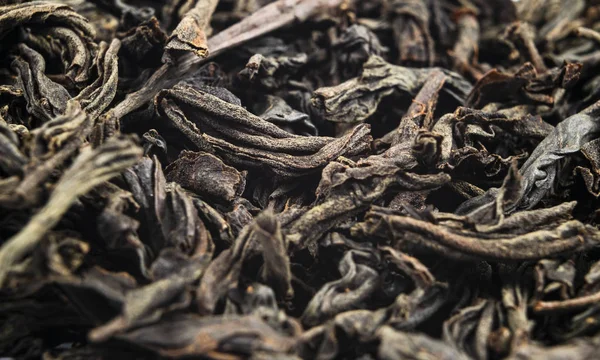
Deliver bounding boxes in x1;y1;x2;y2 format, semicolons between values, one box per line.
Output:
23;25;95;86
385;0;434;67
377;326;471;360
88;255;209;342
239;53;308;90
0;101;92;208
117;313;297;358
156;85;372;177
0;121;27;175
0;2;95;41
353;205;599;261
74;38;120;120
0;135;142;286
12;43;71;121
286;168;450;253
163;0;219;62
254;211;293;301
196;210;289;314
451;9;482;79
312;55;472;124
123;156;214;258
302;250;380;327
458;98;600;215
443;300;496;360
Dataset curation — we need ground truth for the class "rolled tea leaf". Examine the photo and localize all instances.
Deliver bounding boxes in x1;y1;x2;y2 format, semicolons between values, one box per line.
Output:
163;0;220;62
0;135;142;286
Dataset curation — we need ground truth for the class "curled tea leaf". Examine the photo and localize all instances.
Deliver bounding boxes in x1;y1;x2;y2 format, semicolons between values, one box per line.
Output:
0;135;142;286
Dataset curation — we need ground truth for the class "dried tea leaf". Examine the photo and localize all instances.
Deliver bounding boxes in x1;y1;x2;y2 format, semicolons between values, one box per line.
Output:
12;44;71;121
312;55;472;124
163;0;219;62
302;250;379;327
353;204;599;261
0;135;142;285
385;0;434;67
239;53;308;90
118;314;297;358
1;101;92;208
74;39;120;120
156;84;372;177
377;326;471;360
123;156;213;257
458;99;600;214
251;95;317;136
196;211;287;314
0;2;95;41
165;150;247;204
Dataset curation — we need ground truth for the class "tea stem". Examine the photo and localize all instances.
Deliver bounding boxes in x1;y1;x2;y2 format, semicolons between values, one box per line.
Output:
534;291;600;313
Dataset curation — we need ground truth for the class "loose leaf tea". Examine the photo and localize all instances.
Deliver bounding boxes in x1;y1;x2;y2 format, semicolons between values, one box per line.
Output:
5;0;600;359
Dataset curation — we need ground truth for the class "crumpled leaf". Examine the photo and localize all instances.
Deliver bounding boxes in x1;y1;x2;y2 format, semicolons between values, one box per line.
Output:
457;98;600;214
251;95;317;136
22;23;96;87
88;254;209;342
0;101;92;208
312;55;472;124
166;150;247;204
286;161;450;253
466;62;582;109
302;250;380;327
0;135;142;285
333;24;387;79
239;52;308;90
11;44;71;121
196;210;290;314
74;39;121;120
117;313;297;358
123;156;214;258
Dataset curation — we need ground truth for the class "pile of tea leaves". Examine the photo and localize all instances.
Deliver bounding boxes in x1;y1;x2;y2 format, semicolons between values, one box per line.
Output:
3;0;600;359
